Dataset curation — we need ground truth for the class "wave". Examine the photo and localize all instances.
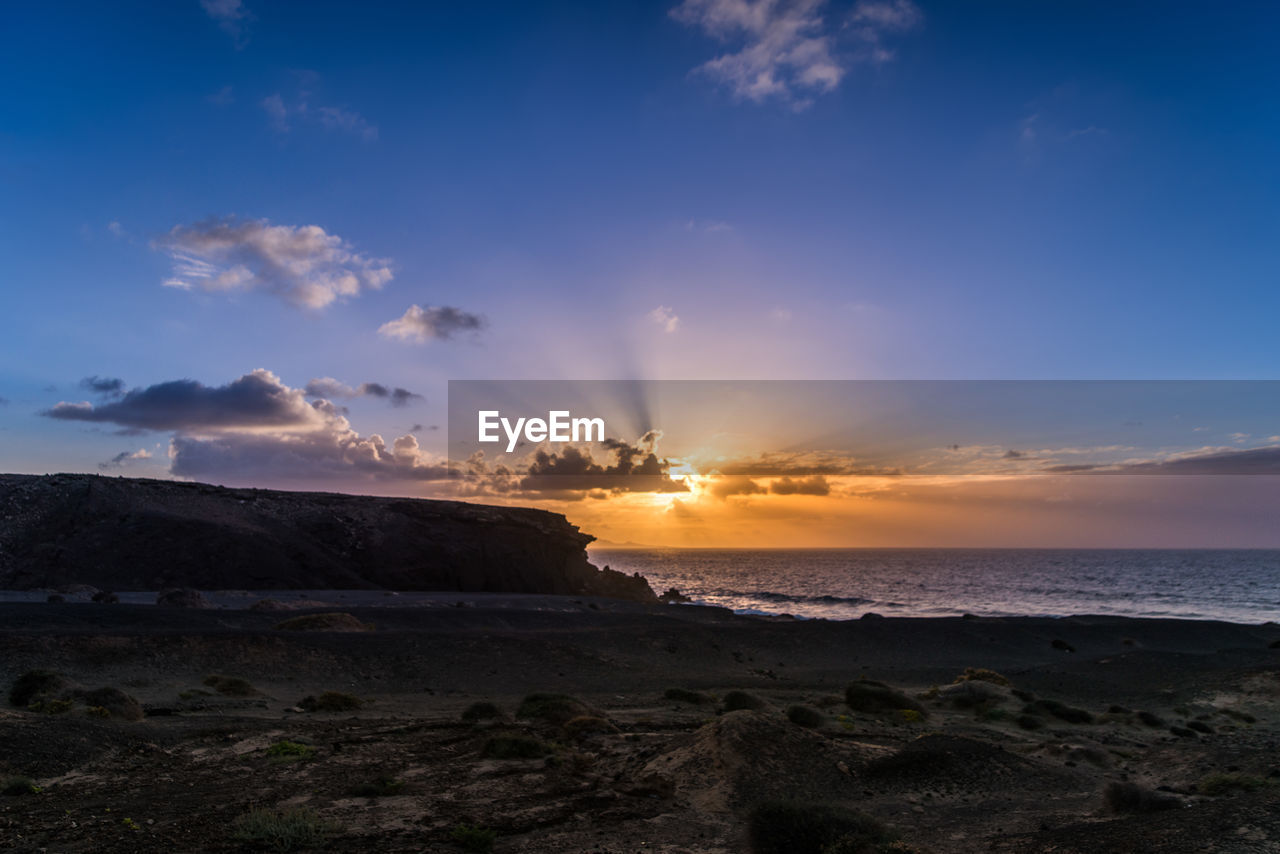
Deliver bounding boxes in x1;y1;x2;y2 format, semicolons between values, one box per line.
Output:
726;590;873;608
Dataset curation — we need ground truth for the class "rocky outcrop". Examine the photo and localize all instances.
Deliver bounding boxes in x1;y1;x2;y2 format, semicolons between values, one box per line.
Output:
0;474;655;602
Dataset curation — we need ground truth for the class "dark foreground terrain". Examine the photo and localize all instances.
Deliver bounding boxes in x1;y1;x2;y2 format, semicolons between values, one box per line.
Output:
1;600;1278;853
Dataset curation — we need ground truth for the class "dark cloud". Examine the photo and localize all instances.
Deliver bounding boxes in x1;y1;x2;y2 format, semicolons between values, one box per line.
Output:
1044;445;1280;475
473;435;690;497
769;475;831;496
379;305;486;342
304;378;423;407
170;430;452;484
98;449;152;470
709;451;896;477
43;369;322;431
80;376;125;398
1002;449;1024;459
707;477;765;500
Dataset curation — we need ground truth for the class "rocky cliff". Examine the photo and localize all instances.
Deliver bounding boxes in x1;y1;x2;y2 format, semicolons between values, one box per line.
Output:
0;474;655;601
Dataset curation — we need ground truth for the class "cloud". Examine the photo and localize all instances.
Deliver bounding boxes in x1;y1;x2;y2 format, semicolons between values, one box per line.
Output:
706;476;765;499
672;0;842;107
1039;444;1280;476
155;217;393;309
317;106;379;141
44;369;326;432
769;474;830;495
649;305;680;333
207;85;235;106
99;448;152;470
261;92;379;141
672;0;920;108
46;368;450;487
200;0;251;44
170;427;451;484
80;376;125;398
513;439;690;496
303;378;424;407
846;0;923;63
262;94;290;132
379;305;486;342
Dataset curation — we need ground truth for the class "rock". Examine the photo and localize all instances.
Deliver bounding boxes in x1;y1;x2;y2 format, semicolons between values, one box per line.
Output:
0;473;657;602
46;594;64;603
1051;638;1076;652
156;588;213;608
91;590;119;604
845;680;926;715
659;587;692;603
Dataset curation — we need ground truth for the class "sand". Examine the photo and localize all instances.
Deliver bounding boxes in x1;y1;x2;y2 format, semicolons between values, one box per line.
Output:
1;598;1278;853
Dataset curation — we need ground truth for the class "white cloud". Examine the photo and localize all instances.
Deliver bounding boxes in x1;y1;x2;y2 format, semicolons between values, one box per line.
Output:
317;106;379;142
672;0;921;108
649;305;681;333
672;0;842;107
200;0;251;44
154;217;393;309
261;93;379;141
379;305;487;343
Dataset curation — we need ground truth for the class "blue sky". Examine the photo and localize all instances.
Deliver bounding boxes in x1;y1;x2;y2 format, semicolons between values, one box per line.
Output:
2;1;1279;543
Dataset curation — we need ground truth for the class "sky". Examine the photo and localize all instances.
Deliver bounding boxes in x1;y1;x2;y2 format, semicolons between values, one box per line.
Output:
2;0;1280;546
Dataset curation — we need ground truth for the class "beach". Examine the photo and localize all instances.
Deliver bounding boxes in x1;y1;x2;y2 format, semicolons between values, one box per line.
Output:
2;597;1278;852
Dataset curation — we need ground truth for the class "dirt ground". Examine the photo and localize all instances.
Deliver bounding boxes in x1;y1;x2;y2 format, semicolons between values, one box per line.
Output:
1;600;1278;853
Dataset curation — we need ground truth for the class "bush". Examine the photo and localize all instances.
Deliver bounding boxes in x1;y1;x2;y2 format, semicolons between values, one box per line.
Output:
747;801;899;854
450;823;497;853
723;691;766;712
349;777;404;797
273;612;370;632
563;715;618;739
845;681;926;717
481;734;555;759
1103;781;1180;813
954;668;1010;687
230;807;334;851
9;670;67;708
1136;710;1164;728
203;675;256;697
1198;773;1270;796
664;688;712;705
461;701;502;723
77;687;143;721
787;705;826;728
1016;714;1044;730
1025;699;1093;724
265;740;316;761
2;776;40;796
516;692;591;724
28;698;74;714
299;692;361;712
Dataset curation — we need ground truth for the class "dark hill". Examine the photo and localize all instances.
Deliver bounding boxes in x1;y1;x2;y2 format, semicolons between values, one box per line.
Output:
0;473;655;601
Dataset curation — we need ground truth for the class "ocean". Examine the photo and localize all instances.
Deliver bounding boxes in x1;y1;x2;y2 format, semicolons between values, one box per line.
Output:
589;548;1280;623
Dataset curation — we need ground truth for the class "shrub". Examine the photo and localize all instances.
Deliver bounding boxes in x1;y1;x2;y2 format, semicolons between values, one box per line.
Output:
1186;720;1213;734
1026;699;1093;724
1103;781;1180;813
29;698;74;714
481;734;555;759
954;668;1010;687
516;692;591;724
747;801;899;854
450;823;497;853
265;740;316;761
1218;708;1256;724
563;715;618;739
845;681;926;717
1136;710;1164;728
2;777;40;796
1198;773;1270;796
273;612;370;632
77;687;143;721
787;705;826;728
1016;714;1044;730
723;691;766;712
9;670;67;707
898;709;925;724
349;777;404;797
461;701;502;723
299;692;361;712
230;807;334;851
664;688;712;705
203;675;256;697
